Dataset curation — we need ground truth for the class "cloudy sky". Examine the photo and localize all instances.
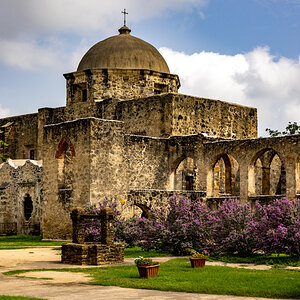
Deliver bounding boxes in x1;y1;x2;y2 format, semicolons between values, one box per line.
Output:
1;0;300;136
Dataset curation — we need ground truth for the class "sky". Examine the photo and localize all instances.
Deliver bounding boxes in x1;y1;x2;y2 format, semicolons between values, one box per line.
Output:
1;0;300;136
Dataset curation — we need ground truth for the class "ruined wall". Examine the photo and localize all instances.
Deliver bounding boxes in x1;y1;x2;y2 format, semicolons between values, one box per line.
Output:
171;94;257;138
0;113;38;160
37;107;65;159
0;160;42;235
110;93;257;139
203;134;300;201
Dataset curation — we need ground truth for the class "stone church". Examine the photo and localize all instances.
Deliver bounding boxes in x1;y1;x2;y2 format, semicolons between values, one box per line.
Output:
0;25;299;239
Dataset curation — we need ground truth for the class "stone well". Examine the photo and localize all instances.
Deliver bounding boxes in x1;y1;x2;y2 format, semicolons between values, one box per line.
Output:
61;207;124;265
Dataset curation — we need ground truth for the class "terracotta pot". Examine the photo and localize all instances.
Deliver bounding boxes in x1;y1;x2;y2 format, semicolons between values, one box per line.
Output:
137;264;160;278
190;257;206;268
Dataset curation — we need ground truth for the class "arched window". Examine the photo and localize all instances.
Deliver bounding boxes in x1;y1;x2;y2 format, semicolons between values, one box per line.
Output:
24;194;33;221
249;149;286;196
212;154;239;197
174;157;196;190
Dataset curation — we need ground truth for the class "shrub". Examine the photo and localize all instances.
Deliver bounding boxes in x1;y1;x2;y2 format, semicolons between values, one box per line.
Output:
254;198;300;256
207;199;257;256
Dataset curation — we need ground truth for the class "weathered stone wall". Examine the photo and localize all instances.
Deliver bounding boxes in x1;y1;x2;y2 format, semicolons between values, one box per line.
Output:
37;107;65;160
113;93;257;139
171;94;257;138
128;188;206;216
64;69;179;109
61;243;124;265
42;118;92;239
0;113;38;160
0;160;42;235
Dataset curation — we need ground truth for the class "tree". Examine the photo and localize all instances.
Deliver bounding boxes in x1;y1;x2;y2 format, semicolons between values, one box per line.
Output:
266;122;300;137
0;130;8;162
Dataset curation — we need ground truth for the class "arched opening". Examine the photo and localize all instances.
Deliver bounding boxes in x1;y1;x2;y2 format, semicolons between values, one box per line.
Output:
56;138;75;190
173;157;197;190
250;149;286;196
212;154;239;197
24;194;33;221
135;204;151;219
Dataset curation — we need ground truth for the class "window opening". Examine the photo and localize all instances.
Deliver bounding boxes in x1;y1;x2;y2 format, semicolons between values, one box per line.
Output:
24;194;33;221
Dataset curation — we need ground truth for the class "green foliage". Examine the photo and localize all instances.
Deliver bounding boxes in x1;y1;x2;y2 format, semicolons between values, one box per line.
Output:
266;121;300;136
134;257;159;266
0;129;8;162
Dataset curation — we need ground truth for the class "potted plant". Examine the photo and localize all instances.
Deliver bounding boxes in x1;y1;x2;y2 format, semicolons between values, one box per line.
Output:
189;250;209;268
134;257;160;278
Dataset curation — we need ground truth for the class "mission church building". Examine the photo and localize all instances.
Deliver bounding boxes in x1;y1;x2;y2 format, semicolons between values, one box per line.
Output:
0;23;300;239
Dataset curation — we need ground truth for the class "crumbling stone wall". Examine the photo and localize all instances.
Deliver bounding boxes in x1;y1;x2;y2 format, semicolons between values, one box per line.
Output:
0;160;42;235
0;113;38;160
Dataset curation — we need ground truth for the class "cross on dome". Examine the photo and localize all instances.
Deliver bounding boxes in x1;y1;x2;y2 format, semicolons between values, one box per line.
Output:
121;8;128;26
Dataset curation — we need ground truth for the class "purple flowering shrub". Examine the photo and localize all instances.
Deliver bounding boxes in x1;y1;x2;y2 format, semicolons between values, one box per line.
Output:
137;196;211;255
84;196;300;257
207;199;257;256
254;198;300;256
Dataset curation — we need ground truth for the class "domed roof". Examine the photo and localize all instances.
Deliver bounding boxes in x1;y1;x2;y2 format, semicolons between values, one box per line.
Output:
77;26;170;73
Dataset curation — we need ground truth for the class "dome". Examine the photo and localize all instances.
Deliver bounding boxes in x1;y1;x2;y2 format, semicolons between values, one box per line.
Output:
77;26;170;73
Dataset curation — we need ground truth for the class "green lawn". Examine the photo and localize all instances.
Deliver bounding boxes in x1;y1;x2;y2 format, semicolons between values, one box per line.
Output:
0;235;66;249
5;259;300;299
209;253;300;267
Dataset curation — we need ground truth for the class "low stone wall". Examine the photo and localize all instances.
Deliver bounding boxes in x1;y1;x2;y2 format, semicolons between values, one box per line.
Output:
61;243;124;265
128;188;206;210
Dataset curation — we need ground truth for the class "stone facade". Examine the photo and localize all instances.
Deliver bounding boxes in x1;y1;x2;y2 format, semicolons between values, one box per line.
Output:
0;26;299;240
0;160;42;235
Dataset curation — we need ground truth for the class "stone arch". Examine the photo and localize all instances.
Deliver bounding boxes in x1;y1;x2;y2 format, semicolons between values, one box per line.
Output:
248;148;286;196
207;153;240;197
170;156;197;191
55;137;75;159
55;138;76;209
135;204;151;219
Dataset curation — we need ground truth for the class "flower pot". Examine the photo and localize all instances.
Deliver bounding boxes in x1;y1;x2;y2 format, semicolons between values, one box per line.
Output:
137;264;160;278
190;258;206;268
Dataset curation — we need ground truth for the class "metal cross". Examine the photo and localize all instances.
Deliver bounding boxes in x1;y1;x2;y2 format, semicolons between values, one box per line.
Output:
121;8;128;26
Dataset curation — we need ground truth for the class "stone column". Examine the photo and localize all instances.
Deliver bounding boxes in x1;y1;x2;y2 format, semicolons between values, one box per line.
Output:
71;207;85;244
100;207;115;245
239;163;248;202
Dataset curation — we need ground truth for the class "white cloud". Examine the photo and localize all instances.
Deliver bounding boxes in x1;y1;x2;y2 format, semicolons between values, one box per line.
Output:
0;39;62;70
0;104;11;118
160;46;300;135
0;0;209;37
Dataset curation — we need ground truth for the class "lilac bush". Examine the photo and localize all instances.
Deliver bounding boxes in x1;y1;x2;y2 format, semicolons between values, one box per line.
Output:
206;199;257;256
137;196;211;255
254;198;300;256
84;196;300;257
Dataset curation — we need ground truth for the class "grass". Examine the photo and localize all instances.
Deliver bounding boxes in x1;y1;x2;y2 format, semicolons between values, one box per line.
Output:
0;235;66;249
209;253;300;267
4;259;300;299
124;246;171;258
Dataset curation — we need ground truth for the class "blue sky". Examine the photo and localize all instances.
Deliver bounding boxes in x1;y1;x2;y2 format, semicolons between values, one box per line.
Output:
1;0;300;135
